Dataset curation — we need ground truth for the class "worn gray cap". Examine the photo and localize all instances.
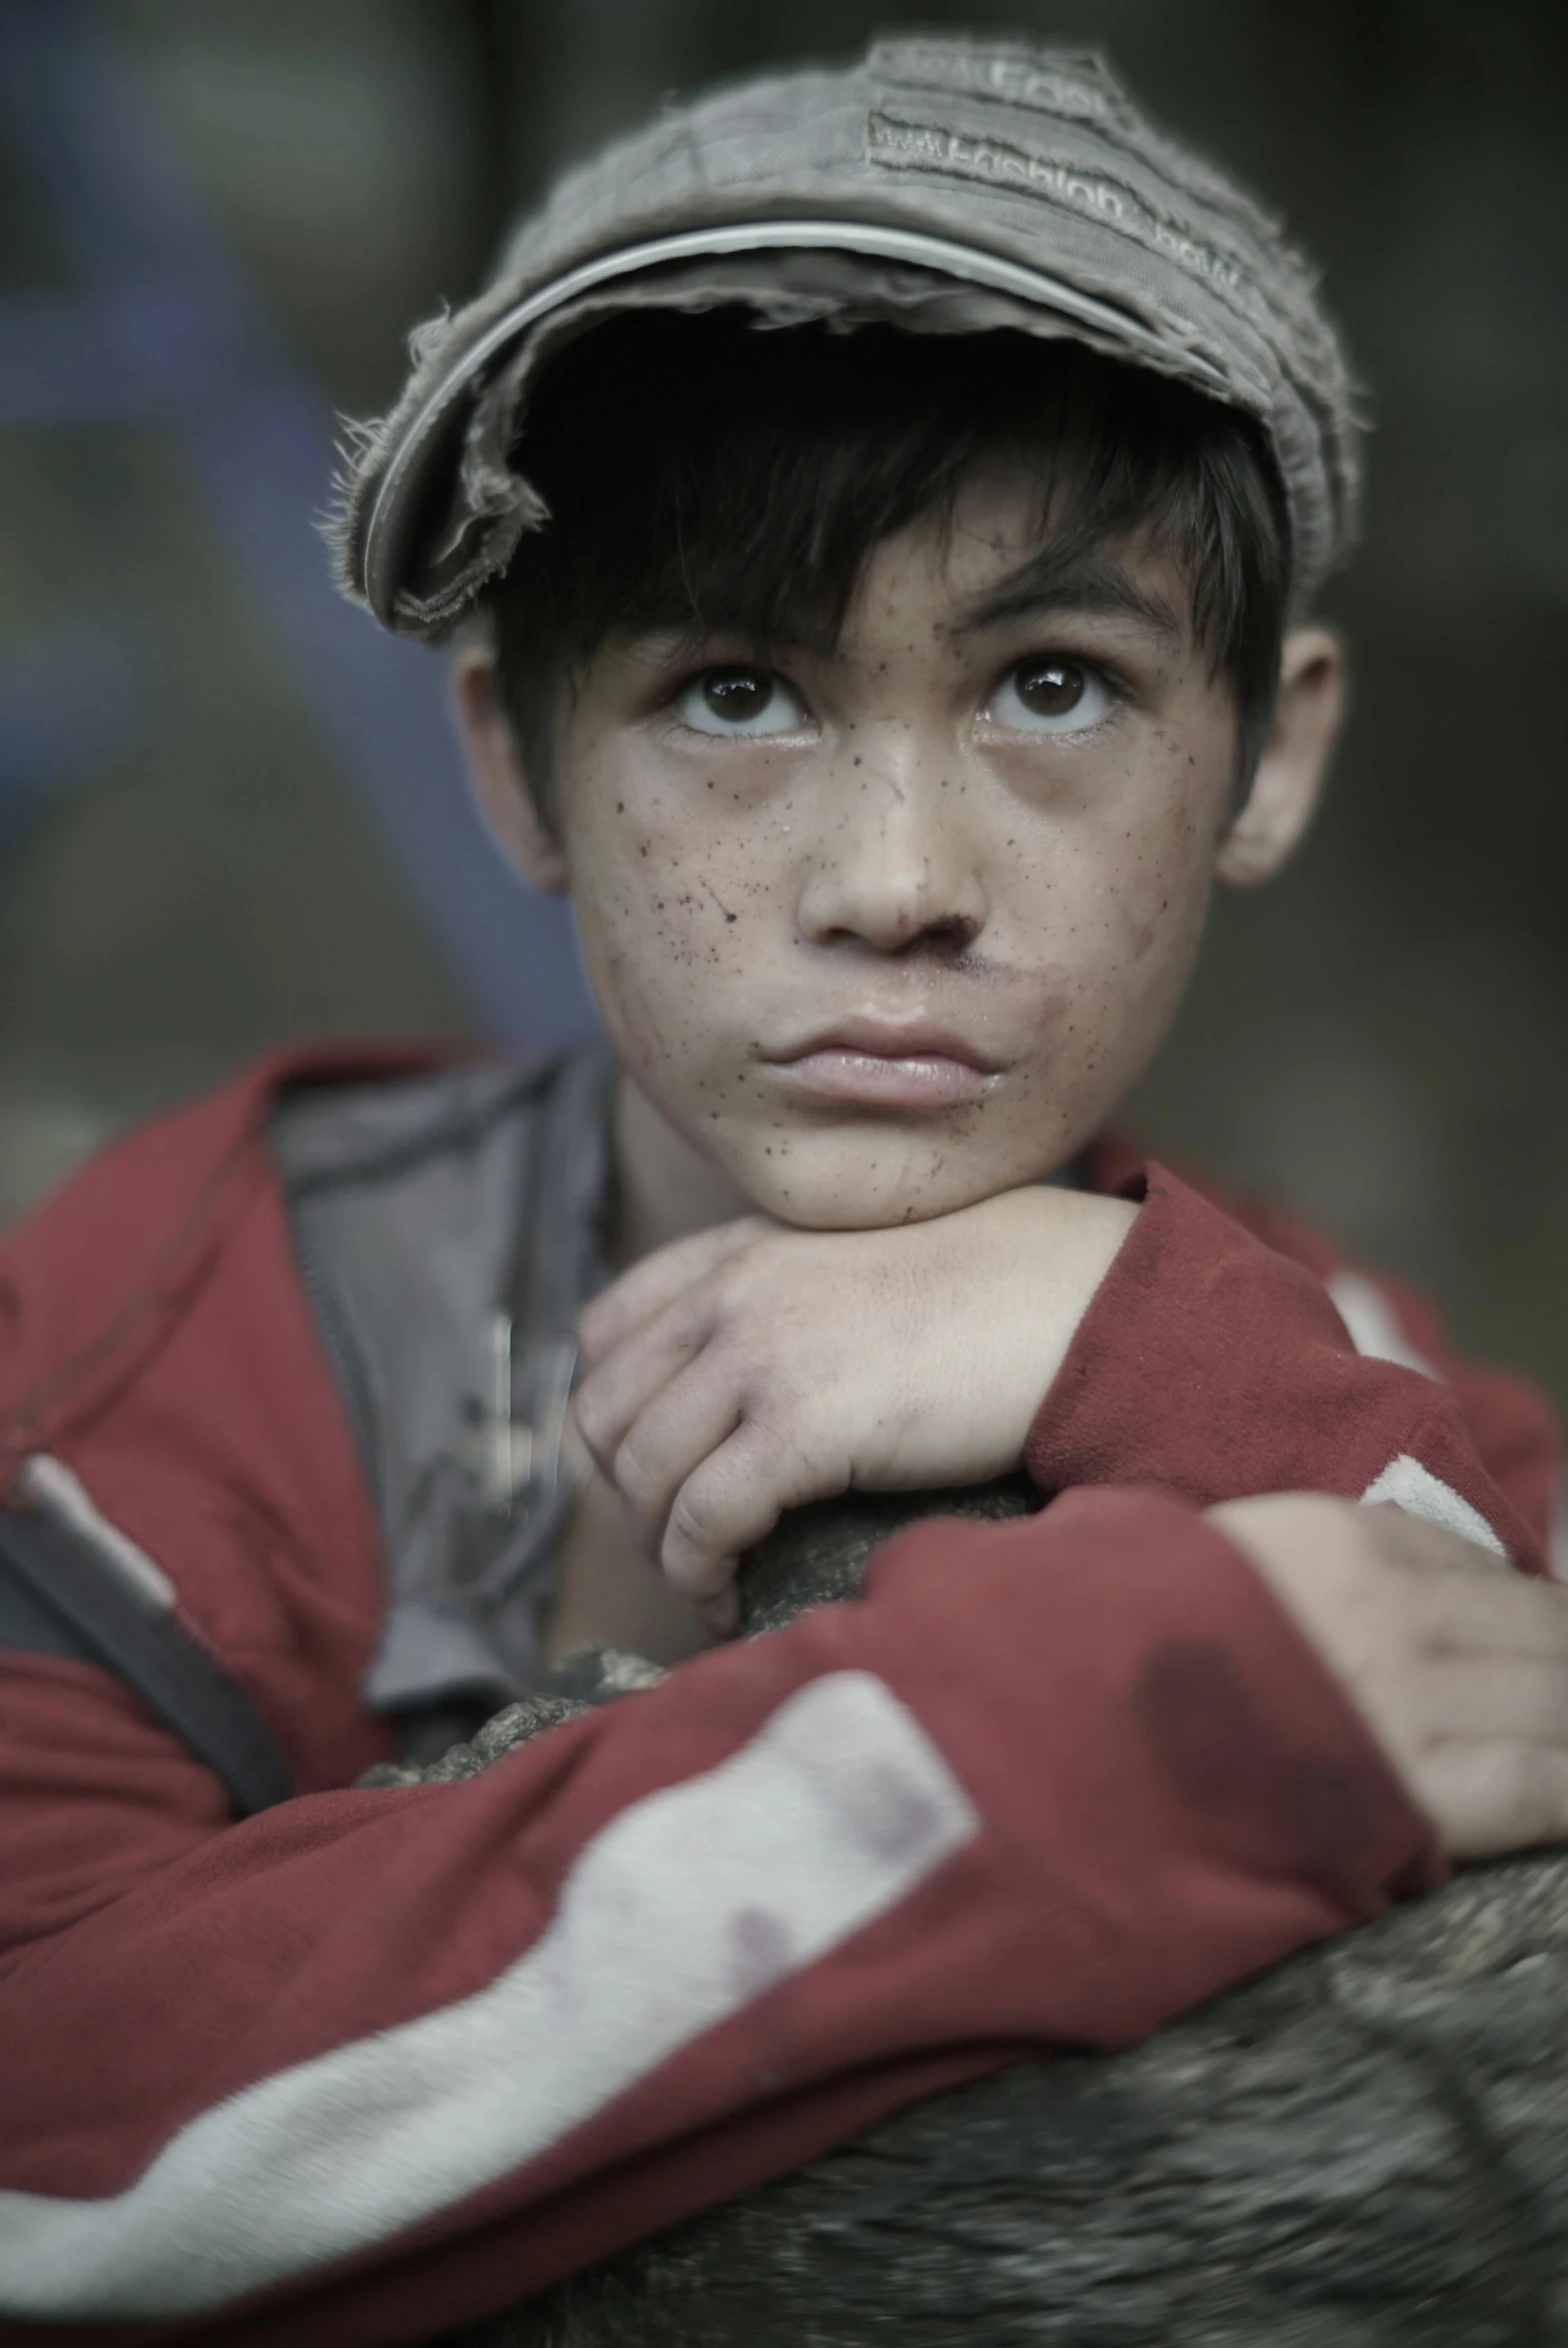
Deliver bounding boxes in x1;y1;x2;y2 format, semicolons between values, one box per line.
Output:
330;34;1362;639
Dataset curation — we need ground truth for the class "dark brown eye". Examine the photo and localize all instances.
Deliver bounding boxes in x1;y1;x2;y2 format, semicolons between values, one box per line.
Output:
987;657;1110;736
702;667;773;721
677;665;805;737
1013;659;1085;717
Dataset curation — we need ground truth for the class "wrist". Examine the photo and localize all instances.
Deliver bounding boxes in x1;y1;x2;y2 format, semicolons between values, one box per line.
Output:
979;1187;1140;1464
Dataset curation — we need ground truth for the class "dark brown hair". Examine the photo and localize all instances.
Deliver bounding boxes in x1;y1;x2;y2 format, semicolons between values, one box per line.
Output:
489;308;1292;801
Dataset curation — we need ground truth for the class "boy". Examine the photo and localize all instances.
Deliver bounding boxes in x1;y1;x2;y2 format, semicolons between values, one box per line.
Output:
0;36;1563;2347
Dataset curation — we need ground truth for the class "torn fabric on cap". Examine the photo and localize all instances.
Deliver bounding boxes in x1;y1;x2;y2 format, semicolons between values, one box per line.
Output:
327;37;1363;640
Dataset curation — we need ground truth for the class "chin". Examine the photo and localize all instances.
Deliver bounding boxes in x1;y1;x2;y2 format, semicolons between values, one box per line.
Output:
725;1124;1042;1232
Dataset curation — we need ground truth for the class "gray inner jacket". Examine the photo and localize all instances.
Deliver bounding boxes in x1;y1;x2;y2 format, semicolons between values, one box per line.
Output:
272;1047;618;1760
271;1045;1084;1765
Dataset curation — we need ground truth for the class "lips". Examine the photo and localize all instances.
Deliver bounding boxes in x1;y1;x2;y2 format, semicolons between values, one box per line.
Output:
767;1019;1003;1111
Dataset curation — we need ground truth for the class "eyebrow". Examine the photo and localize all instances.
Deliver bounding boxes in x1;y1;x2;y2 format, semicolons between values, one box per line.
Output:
955;550;1184;644
618;551;1184;669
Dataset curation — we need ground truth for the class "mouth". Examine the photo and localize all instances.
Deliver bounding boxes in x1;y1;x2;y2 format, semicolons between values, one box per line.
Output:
766;1019;1003;1112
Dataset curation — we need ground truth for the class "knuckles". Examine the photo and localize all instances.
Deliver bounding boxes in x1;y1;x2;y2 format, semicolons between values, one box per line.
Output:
712;1232;800;1310
1440;1741;1557;1857
577;1219;937;1580
571;1378;619;1460
609;1431;665;1522
663;1486;751;1597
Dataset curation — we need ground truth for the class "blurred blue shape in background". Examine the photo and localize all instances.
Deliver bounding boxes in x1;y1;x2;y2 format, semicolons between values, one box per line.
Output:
0;620;138;835
0;0;599;1054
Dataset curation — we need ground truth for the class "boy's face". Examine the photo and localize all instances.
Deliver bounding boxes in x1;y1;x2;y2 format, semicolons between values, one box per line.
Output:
489;472;1306;1230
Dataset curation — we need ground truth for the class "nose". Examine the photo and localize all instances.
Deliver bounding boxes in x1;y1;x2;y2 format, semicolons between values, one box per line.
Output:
795;739;987;957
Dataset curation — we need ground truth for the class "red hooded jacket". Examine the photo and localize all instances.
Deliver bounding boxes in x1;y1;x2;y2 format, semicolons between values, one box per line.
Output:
0;1050;1558;2345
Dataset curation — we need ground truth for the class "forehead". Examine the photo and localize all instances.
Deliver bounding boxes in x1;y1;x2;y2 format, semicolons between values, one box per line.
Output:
835;467;1192;651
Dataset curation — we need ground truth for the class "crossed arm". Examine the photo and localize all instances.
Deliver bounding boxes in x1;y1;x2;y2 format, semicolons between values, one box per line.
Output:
574;1170;1568;1859
1;1157;1562;2342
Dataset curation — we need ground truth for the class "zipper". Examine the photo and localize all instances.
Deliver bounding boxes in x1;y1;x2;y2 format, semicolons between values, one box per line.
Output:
292;1222;381;1488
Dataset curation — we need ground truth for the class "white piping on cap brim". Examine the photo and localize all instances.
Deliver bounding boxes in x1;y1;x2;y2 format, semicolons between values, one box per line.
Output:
359;216;1235;623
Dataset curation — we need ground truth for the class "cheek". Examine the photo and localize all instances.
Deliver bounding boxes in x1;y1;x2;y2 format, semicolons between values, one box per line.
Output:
1007;776;1223;1102
564;765;790;1073
574;864;723;1072
1111;805;1216;982
1089;731;1229;974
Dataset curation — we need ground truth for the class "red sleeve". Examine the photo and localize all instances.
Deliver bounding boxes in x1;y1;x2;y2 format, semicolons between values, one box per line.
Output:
0;1488;1438;2347
1031;1162;1554;1575
1213;1180;1564;1561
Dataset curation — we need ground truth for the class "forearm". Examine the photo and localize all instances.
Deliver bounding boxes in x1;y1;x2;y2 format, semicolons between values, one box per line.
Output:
1029;1163;1549;1570
0;1487;1437;2344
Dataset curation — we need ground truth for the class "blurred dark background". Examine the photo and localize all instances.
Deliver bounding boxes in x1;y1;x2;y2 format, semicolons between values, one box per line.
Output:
1;0;1564;1410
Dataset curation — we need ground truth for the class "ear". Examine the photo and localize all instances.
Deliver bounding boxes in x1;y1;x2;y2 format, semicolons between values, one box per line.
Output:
1216;624;1347;889
449;645;569;895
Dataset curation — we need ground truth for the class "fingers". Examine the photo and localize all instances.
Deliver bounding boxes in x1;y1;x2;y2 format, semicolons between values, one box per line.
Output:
1211;1491;1568;1860
588;1351;851;1610
1210;1492;1568;1668
694;1583;742;1639
578;1217;770;1366
576;1214;853;1607
593;1354;747;1559
660;1416;847;1610
1386;1652;1568;1858
1360;1499;1511;1580
1383;1551;1568;1668
1411;1654;1568;1752
1417;1740;1568;1861
574;1288;724;1483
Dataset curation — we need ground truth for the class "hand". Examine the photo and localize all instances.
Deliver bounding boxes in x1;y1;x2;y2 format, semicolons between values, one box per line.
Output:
574;1186;1137;1629
1208;1492;1568;1860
